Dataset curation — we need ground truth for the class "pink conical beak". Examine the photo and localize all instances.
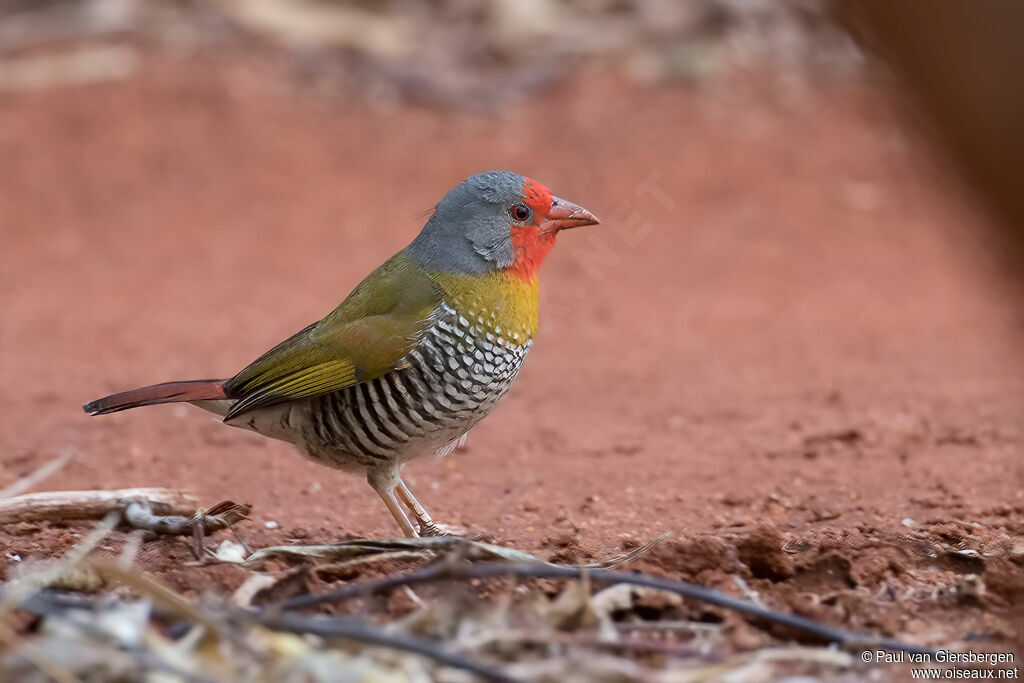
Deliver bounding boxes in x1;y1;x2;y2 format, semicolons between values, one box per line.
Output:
540;197;601;233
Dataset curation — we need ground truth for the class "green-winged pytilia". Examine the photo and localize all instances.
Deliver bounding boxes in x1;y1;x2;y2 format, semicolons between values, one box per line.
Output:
84;171;600;537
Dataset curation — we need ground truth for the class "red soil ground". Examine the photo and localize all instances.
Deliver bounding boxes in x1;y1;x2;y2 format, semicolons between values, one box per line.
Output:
1;50;1022;654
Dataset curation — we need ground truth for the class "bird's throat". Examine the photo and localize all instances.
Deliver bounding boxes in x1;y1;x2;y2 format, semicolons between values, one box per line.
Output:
508;226;556;283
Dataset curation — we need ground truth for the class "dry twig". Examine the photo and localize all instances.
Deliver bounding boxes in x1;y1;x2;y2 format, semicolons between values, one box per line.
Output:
256;611;519;683
0;488;198;524
281;560;936;657
0;451;75;500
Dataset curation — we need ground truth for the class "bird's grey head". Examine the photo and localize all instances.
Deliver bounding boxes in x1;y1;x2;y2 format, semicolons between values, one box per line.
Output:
407;170;530;275
407;170;600;276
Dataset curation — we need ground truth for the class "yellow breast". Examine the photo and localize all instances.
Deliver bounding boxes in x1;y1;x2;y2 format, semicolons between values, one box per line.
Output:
429;271;540;343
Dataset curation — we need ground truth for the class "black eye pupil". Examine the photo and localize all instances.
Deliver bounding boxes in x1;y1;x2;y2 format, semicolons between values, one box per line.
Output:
512;204;530;221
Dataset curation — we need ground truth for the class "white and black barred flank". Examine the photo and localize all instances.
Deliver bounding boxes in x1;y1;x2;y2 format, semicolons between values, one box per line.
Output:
292;303;531;470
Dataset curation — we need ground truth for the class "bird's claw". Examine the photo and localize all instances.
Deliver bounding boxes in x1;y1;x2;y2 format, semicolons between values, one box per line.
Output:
417;521;466;537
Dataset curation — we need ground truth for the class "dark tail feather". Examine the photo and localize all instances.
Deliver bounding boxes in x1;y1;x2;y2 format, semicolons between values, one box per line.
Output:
83;379;228;416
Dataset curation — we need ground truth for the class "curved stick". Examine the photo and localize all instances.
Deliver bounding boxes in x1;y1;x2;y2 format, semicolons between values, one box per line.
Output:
282;560;935;656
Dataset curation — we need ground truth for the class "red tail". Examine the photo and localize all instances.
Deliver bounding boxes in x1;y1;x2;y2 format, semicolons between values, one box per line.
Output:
83;379;228;416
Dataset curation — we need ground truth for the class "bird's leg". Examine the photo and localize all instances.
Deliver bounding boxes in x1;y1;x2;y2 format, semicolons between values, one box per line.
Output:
367;471;418;538
395;478;444;537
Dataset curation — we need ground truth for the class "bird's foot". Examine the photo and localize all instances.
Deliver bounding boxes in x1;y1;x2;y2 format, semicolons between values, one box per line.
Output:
417;521;467;537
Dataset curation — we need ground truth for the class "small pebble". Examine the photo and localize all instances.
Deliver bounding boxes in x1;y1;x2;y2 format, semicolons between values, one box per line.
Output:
901;518;916;527
264;520;280;529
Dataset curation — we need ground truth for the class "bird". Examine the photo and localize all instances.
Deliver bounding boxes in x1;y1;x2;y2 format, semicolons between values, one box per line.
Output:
83;170;600;537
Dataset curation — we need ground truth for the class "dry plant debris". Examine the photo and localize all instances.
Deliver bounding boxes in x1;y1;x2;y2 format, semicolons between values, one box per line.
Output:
1;493;939;682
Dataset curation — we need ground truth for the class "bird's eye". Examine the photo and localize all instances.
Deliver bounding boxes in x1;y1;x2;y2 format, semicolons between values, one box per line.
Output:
509;204;532;222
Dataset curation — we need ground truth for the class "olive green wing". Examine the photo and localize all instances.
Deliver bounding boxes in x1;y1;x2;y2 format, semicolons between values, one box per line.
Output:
222;252;440;421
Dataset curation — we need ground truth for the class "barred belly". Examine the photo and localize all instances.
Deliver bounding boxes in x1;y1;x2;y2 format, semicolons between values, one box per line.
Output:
291;305;531;472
